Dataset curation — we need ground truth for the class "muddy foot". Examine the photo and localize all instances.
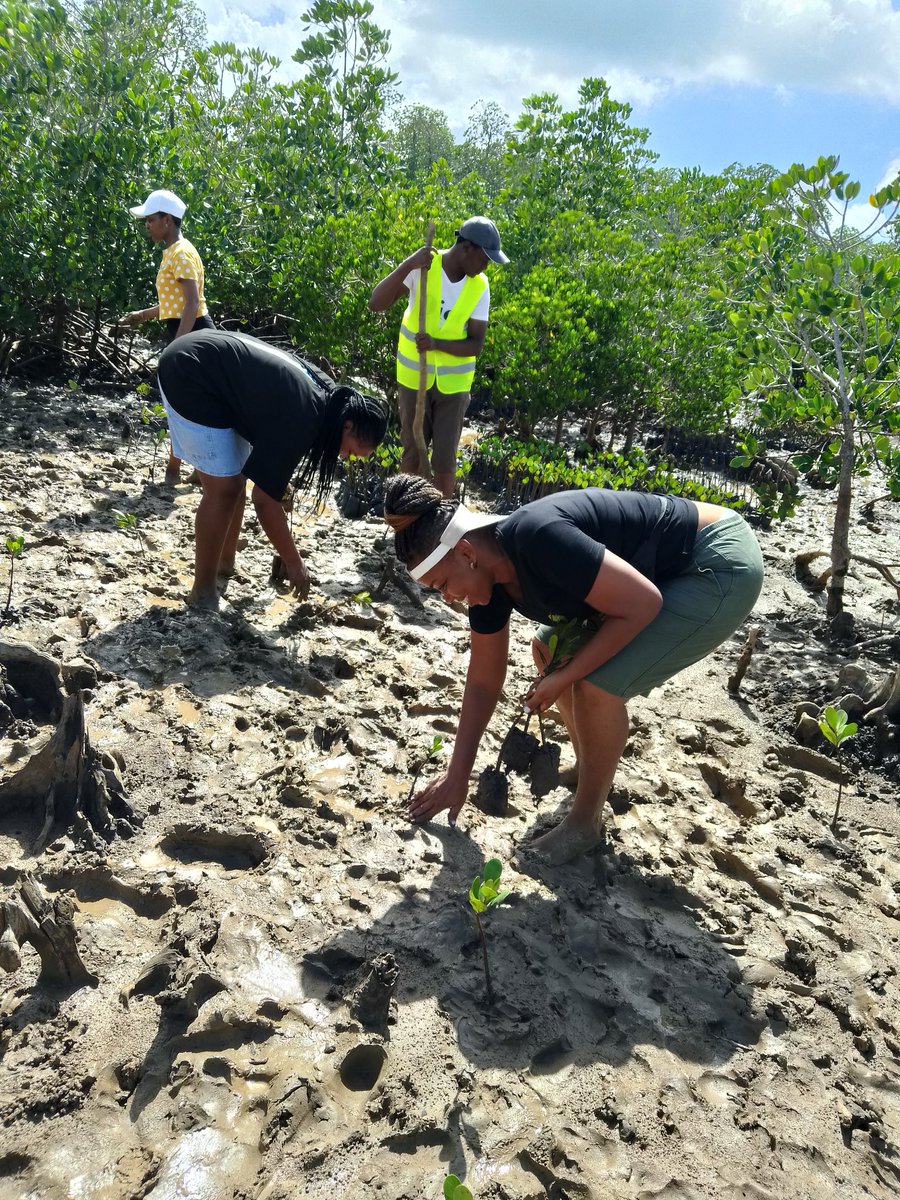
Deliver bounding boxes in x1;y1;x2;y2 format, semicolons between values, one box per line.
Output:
186;588;220;612
520;814;604;865
164;468;180;487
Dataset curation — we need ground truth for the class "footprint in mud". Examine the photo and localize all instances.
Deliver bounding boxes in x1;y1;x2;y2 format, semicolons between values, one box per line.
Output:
338;1043;387;1092
157;824;271;870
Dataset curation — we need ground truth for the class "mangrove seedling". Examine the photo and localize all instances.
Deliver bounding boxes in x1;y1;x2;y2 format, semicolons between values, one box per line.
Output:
352;590;373;607
114;510;147;557
3;534;25;617
149;426;169;481
818;705;857;831
444;1175;474;1200
407;735;444;801
468;858;510;1006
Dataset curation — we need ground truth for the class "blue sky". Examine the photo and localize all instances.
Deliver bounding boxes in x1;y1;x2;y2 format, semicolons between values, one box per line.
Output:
200;0;900;202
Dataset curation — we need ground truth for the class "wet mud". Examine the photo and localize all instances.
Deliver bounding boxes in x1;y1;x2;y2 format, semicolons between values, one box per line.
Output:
0;381;899;1199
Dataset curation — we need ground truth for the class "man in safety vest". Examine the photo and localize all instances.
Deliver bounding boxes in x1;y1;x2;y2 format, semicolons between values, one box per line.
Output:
370;217;509;498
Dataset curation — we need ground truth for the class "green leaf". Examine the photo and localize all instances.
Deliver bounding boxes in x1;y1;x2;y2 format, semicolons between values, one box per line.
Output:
444;1176;462;1200
482;859;501;884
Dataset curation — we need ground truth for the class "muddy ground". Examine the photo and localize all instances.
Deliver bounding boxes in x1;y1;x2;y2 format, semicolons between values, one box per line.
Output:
0;379;898;1200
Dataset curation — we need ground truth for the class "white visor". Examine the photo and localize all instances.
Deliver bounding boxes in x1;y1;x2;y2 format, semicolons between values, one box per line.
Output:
409;506;503;581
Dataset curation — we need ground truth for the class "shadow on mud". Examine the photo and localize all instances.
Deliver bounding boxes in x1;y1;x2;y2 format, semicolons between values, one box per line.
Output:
300;825;763;1074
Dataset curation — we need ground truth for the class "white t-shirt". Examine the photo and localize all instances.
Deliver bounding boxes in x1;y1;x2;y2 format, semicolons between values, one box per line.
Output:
403;256;490;325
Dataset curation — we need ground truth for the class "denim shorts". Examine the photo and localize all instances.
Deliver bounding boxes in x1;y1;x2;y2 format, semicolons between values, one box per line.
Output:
158;381;251;477
536;511;764;699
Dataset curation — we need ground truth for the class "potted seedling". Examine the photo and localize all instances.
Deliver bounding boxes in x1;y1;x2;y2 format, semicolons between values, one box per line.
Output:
468;858;510;1005
474;616;580;813
818;705;857;831
407;735;444;802
3;534;24;619
443;1175;474;1200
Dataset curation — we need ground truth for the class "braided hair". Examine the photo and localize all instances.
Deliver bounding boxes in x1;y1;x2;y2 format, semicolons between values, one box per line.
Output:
296;385;388;505
383;474;456;566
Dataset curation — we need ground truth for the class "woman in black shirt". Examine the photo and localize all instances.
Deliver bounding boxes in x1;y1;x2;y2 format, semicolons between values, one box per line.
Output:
384;474;763;864
158;331;387;609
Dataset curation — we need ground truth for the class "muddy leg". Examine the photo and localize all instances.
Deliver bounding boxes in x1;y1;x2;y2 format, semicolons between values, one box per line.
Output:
218;483;247;578
526;683;628;865
191;473;245;609
165;448;181;485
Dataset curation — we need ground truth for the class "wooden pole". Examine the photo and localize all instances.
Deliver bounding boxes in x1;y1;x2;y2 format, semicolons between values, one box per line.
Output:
413;220;435;480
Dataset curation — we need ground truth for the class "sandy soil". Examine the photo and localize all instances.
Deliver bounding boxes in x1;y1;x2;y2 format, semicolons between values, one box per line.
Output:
0;380;898;1200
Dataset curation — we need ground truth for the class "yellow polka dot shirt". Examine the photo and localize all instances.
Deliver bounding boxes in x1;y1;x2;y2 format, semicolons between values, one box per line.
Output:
156;238;208;319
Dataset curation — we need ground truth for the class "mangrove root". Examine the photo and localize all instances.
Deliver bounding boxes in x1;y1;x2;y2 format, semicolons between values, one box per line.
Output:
0;872;98;989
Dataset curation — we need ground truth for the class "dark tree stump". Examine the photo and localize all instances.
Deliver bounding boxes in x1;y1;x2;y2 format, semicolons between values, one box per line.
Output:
0;872;98;989
0;640;138;849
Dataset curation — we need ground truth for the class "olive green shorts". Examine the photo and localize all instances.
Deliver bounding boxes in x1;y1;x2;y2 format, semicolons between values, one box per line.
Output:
536;511;764;700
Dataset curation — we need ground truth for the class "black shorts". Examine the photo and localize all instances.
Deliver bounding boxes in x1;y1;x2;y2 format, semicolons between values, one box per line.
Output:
164;314;216;344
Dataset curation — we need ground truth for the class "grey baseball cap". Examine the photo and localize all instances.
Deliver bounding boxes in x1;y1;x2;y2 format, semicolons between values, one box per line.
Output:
455;216;509;264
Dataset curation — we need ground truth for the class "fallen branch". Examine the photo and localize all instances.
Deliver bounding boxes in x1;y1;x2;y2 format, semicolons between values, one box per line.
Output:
728;626;760;693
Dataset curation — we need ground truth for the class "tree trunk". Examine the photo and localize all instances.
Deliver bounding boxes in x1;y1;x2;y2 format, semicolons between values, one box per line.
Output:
622;407;640;455
826;327;855;618
826;416;855;617
554;411;564;444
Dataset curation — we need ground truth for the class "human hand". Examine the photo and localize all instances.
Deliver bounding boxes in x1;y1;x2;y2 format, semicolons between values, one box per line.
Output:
524;670;570;716
414;332;436;352
285;556;311;600
408;770;468;825
121;310;143;327
406;245;437;272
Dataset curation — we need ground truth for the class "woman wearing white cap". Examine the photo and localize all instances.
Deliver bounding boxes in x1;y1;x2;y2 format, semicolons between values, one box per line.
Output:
383;474;763;864
121;188;215;483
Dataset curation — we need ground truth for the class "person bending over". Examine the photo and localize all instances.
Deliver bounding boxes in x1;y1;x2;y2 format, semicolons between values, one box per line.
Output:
157;330;387;609
383;474;763;864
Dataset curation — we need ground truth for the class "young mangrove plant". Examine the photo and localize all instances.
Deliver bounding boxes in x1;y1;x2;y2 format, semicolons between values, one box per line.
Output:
3;534;25;618
468;859;510;1006
407;735;444;801
817;705;857;831
444;1175;474;1200
114;510;146;557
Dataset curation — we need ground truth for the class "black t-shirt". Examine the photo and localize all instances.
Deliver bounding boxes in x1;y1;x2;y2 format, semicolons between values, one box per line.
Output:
468;488;699;635
157;330;325;499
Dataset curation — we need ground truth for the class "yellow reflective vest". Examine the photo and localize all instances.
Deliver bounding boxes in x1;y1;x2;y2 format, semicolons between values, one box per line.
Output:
396;251;488;394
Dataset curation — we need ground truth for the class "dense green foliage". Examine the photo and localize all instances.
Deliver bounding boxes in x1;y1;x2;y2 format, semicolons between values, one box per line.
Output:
1;0;899;585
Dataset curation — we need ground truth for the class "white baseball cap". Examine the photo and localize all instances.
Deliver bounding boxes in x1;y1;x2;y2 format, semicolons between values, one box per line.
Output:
408;505;503;581
129;189;187;219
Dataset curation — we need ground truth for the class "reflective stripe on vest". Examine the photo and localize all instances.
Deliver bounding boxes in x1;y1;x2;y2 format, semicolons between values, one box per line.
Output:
396;251;487;395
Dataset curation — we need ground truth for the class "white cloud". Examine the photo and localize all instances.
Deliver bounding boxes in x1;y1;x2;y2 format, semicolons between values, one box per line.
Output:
197;0;900;130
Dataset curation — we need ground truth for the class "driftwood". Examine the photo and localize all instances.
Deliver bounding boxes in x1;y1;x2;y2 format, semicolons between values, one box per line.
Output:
0;872;97;989
728;626;760;693
372;555;425;609
0;640;137;850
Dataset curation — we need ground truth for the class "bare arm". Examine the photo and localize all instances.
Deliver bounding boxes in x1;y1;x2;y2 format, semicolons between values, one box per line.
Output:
251;485;310;598
173;278;200;339
369;245;436;312
415;318;486;359
409;625;509;823
121;304;160;326
525;551;662;713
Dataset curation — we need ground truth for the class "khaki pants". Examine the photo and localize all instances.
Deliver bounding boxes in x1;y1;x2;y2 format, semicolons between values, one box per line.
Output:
397;384;470;475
